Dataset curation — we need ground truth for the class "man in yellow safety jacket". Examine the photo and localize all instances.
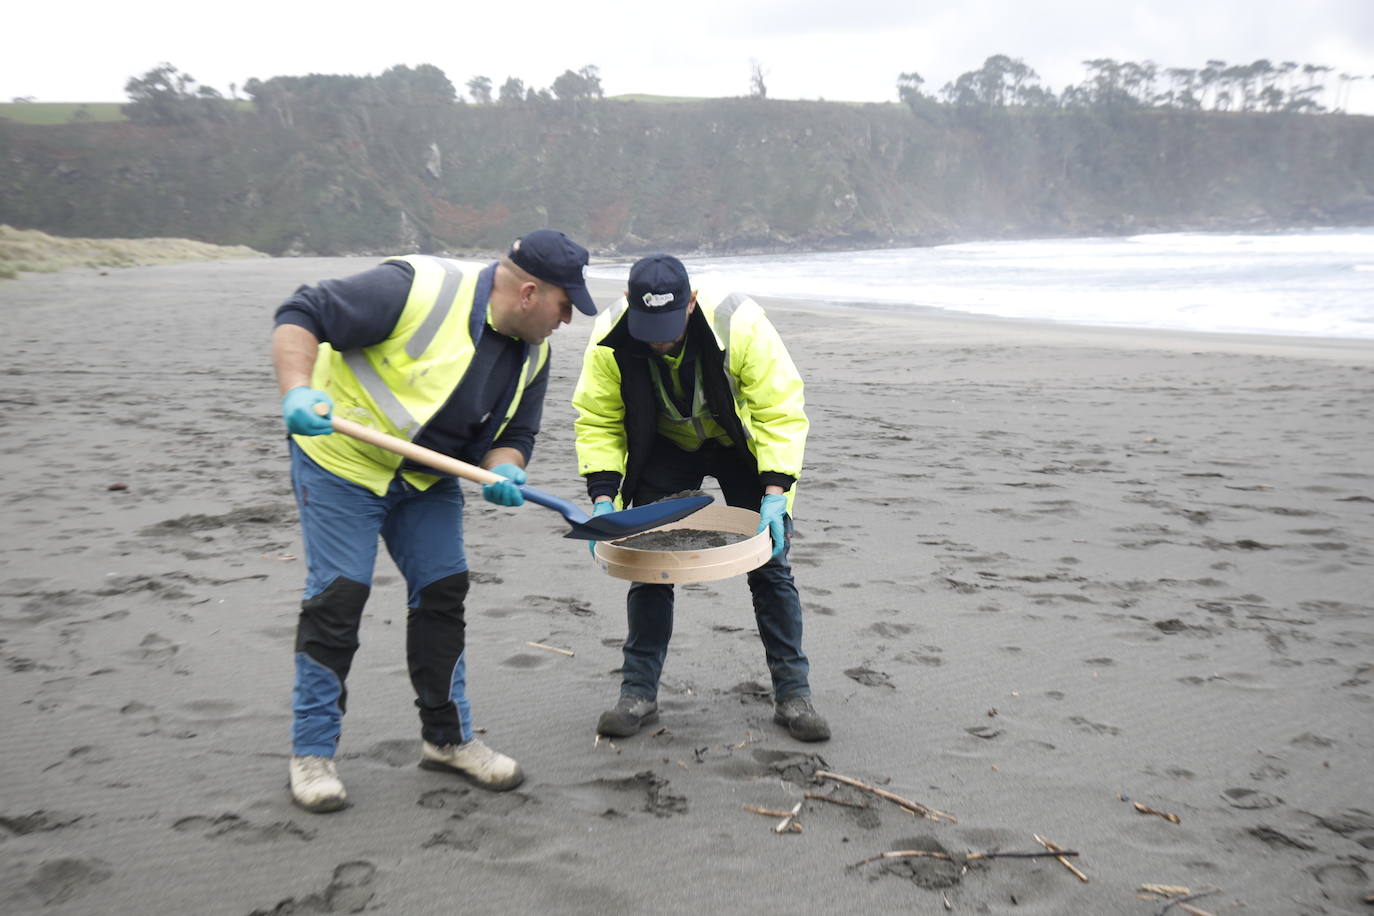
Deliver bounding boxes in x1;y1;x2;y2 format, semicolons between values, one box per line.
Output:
271;229;598;812
572;254;830;742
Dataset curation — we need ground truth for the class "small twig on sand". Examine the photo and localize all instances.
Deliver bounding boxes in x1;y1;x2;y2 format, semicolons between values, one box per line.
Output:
1154;886;1219;916
773;801;804;834
1132;801;1181;824
814;770;957;823
1178;904;1216;916
1139;884;1192;898
1033;834;1089;883
744;805;796;818
592;734;621;754
804;792;868;809
526;641;574;657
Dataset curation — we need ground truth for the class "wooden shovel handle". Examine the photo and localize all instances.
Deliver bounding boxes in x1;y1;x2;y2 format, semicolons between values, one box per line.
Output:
313;403;505;485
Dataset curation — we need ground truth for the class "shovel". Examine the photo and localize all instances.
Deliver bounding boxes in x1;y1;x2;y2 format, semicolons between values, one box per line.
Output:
323;414;712;540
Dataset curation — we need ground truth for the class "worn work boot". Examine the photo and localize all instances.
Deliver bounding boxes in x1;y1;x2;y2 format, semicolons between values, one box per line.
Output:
774;696;831;742
289;755;348;813
420;738;525;791
596;694;659;737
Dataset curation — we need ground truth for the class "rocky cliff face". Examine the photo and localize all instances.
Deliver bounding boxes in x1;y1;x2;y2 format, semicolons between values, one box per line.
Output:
2;99;1371;256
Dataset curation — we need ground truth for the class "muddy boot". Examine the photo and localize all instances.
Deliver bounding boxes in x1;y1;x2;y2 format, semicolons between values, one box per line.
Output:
773;696;831;742
596;694;659;737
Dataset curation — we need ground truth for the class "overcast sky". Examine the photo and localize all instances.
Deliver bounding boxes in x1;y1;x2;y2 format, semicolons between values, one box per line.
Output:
6;0;1372;113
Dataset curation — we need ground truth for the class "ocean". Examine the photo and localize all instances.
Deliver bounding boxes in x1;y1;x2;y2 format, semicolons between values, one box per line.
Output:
588;228;1374;340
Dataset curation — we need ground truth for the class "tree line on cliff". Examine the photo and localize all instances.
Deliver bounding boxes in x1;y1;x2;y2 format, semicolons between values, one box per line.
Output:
117;54;1369;128
2;56;1371;257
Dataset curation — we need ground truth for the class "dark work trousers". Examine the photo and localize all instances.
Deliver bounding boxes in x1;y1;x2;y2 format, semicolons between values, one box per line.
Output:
289;442;473;756
621;436;811;702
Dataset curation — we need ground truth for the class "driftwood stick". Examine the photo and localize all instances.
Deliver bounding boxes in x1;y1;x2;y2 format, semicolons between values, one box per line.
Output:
851;848;1081;868
1034;834;1089;883
804;792;869;809
1140;885;1192;898
814;770;957;823
1133;801;1182;824
1177;905;1215;916
1154;887;1219;916
743;805;796;818
526;641;574;657
774;801;804;834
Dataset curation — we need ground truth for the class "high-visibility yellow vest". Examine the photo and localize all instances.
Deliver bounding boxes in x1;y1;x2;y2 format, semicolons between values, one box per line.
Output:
573;284;807;512
295;255;549;495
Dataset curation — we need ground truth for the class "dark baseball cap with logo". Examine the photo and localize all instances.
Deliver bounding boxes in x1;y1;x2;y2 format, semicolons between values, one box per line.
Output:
627;254;693;342
508;229;597;316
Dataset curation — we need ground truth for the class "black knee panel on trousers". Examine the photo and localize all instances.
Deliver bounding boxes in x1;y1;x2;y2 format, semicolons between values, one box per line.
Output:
296;576;371;684
416;570;470;612
408;571;470;744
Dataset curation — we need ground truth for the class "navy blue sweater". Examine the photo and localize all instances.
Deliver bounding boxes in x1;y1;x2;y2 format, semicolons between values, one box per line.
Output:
274;260;547;470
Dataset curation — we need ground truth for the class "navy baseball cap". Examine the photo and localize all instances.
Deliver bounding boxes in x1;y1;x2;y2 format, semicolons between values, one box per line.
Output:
508;229;597;316
627;254;692;342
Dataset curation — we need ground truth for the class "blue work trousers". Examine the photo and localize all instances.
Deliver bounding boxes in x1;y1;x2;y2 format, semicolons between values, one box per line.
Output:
289;442;472;756
620;438;811;702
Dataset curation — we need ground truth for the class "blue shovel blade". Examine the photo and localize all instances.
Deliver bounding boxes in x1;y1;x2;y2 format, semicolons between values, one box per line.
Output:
518;487;714;540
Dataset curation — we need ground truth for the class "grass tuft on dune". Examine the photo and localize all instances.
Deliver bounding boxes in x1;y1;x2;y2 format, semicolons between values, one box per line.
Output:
0;225;266;279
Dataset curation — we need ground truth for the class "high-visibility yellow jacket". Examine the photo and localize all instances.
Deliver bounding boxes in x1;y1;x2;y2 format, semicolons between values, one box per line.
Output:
572;285;807;511
294;255;549;496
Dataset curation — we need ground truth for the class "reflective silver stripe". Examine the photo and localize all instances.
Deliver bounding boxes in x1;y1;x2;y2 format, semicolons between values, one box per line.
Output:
648;359;711;441
498;348;544;433
342;350;420;438
522;348;541;388
406;259;466;360
711;293;753;442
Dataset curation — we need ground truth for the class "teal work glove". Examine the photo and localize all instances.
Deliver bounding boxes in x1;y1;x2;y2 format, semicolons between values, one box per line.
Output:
281;386;334;436
757;493;788;559
481;463;527;507
588;500;615;556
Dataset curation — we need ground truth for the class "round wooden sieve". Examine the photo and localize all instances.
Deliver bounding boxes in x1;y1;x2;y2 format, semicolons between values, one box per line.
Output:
593;505;772;584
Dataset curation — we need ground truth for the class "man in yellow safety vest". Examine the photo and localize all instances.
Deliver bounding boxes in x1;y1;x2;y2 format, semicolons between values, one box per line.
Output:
572;254;830;743
271;229;598;812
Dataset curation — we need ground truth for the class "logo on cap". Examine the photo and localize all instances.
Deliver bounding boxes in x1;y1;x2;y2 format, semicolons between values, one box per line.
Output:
642;292;675;309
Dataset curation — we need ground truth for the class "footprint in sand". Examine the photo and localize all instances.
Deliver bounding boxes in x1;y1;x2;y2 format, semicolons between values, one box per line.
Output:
524;595;595;617
21;857;113;907
172;813;315;844
562;771;687;819
247;861;377;916
1067;716;1120;736
125;632;179;664
1310;862;1369;908
418;787;481;818
422;827;480;851
892;648;943;667
844;666;895;689
1247;825;1316;851
1222;787;1283;809
418;785;529;820
0;811;83;835
362;739;418;768
875;836;962;890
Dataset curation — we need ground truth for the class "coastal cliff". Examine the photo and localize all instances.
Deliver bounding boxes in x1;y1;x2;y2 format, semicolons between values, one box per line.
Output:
2;98;1371;255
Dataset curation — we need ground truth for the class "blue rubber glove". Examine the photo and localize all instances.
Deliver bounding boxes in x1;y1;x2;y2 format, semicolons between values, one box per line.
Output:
757;493;788;559
481;463;527;507
281;386;334;436
588;500;615;556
